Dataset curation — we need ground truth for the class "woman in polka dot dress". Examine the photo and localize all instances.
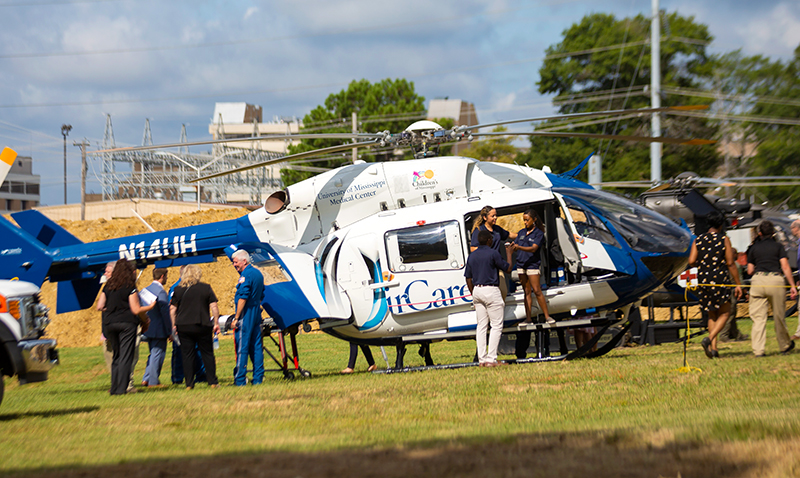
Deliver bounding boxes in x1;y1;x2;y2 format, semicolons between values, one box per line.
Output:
688;211;743;358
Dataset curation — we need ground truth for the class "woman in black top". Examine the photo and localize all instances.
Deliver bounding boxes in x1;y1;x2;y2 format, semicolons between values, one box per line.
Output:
96;259;155;395
746;220;797;356
170;264;220;389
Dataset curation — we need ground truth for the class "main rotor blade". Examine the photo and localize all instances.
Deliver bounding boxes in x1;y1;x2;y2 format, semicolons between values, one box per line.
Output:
594;181;656;189
471;131;715;145
464;105;709;132
190;140;379;182
92;133;383;154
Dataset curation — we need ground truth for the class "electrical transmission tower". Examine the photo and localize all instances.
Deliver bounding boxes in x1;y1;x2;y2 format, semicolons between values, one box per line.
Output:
92;115;285;205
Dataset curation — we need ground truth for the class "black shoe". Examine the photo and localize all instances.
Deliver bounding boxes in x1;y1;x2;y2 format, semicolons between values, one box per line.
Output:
712;350;720;358
701;337;713;359
782;341;795;355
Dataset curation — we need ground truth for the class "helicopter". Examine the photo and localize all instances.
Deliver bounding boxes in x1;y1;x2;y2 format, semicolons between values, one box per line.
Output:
0;105;708;369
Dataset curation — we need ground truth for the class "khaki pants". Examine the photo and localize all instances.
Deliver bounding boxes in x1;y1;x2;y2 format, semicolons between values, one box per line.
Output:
473;286;505;364
749;273;791;355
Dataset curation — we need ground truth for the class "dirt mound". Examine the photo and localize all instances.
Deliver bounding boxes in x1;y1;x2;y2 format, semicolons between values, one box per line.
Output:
40;208;251;348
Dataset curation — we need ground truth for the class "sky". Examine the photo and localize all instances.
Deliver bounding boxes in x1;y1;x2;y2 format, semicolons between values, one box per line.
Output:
1;0;799;206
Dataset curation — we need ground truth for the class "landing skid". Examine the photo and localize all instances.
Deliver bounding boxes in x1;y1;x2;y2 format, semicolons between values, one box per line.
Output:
375;322;628;373
243;322;312;381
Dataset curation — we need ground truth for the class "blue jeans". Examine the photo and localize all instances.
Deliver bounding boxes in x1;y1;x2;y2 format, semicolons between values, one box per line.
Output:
142;338;167;386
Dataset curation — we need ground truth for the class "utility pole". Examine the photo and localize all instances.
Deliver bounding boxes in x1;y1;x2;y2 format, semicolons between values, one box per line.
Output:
74;139;89;220
61;124;72;204
650;0;661;183
352;111;358;163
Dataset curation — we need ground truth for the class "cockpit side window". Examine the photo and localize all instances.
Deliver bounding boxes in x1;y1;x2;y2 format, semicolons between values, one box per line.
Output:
562;196;621;248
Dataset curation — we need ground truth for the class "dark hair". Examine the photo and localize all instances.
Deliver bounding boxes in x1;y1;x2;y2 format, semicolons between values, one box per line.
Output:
152;268;168;281
477;229;493;245
758;220;775;238
523;209;544;232
105;259;136;291
706;210;726;230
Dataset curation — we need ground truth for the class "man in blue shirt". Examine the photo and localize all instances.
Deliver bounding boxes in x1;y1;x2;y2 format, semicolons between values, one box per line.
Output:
465;229;514;367
231;249;266;385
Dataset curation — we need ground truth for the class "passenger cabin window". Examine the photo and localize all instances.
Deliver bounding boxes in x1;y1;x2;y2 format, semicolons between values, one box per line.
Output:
385;221;465;272
562;196;620;248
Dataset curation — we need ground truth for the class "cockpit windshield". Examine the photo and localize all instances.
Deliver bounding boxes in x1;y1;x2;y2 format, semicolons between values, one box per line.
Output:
556;188;692;253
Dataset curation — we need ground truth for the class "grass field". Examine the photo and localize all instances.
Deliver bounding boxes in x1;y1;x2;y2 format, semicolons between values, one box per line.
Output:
1;318;800;477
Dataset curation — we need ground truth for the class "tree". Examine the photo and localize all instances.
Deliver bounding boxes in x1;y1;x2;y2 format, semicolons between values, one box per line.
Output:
458;126;518;163
745;45;800;205
520;11;720;184
282;78;426;185
707;46;800;206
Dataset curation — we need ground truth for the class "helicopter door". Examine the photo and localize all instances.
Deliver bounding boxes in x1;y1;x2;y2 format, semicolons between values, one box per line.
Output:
335;233;390;331
554;215;582;281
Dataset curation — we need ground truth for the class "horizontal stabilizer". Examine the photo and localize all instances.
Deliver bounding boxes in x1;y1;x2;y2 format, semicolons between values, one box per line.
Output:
57;278;102;313
0;215;52;286
11;210;83;248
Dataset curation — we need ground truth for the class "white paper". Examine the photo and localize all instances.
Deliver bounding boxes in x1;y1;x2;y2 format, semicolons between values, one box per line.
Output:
138;288;157;306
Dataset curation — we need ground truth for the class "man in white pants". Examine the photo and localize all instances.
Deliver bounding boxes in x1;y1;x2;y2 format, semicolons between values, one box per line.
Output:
465;229;514;367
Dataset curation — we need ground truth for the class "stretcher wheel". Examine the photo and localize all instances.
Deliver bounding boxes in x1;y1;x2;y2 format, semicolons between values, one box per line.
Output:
299;369;312;378
283;370;295;380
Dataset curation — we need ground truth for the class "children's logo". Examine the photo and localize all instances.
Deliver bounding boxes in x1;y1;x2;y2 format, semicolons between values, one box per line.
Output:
412;170;437;189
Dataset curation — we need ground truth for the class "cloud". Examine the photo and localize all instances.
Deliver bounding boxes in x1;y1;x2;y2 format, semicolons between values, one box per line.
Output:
244;7;258;21
741;3;800;57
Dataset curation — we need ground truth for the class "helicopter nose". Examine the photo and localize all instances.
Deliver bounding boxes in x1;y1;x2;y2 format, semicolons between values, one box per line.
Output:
641;255;690;284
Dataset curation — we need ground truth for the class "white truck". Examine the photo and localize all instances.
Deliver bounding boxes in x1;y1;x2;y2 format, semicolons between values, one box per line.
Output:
0;279;59;407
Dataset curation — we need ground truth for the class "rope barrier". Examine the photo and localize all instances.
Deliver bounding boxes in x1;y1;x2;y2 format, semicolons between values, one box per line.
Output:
674;285;702;373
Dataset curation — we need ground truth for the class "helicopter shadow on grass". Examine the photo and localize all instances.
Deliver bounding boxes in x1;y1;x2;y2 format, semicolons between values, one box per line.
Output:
1;429;774;478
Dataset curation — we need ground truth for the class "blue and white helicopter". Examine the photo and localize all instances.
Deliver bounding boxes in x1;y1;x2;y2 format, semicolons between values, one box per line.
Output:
0;106;708;370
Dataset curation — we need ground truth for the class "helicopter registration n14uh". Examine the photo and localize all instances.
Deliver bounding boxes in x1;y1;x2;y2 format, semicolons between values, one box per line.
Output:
0;106;703;368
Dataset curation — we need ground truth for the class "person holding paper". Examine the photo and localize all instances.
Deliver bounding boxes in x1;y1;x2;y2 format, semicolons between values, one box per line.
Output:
141;268;171;386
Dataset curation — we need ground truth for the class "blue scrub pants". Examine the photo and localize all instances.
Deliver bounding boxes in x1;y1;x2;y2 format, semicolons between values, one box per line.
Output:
234;314;264;386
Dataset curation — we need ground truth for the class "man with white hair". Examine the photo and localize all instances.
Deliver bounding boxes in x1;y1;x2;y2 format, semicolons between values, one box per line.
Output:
231;249;266;385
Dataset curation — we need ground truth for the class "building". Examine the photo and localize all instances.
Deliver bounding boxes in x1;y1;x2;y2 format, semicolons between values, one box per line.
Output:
208;102;303;203
0;155;40;214
209;102;302;154
427;98;479;155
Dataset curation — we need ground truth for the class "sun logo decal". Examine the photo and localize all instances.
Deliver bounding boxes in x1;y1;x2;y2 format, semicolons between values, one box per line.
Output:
412;170;435;187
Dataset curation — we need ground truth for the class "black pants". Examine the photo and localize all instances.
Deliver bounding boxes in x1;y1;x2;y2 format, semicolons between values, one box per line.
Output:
347;342;375;369
177;324;218;387
103;321;138;395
